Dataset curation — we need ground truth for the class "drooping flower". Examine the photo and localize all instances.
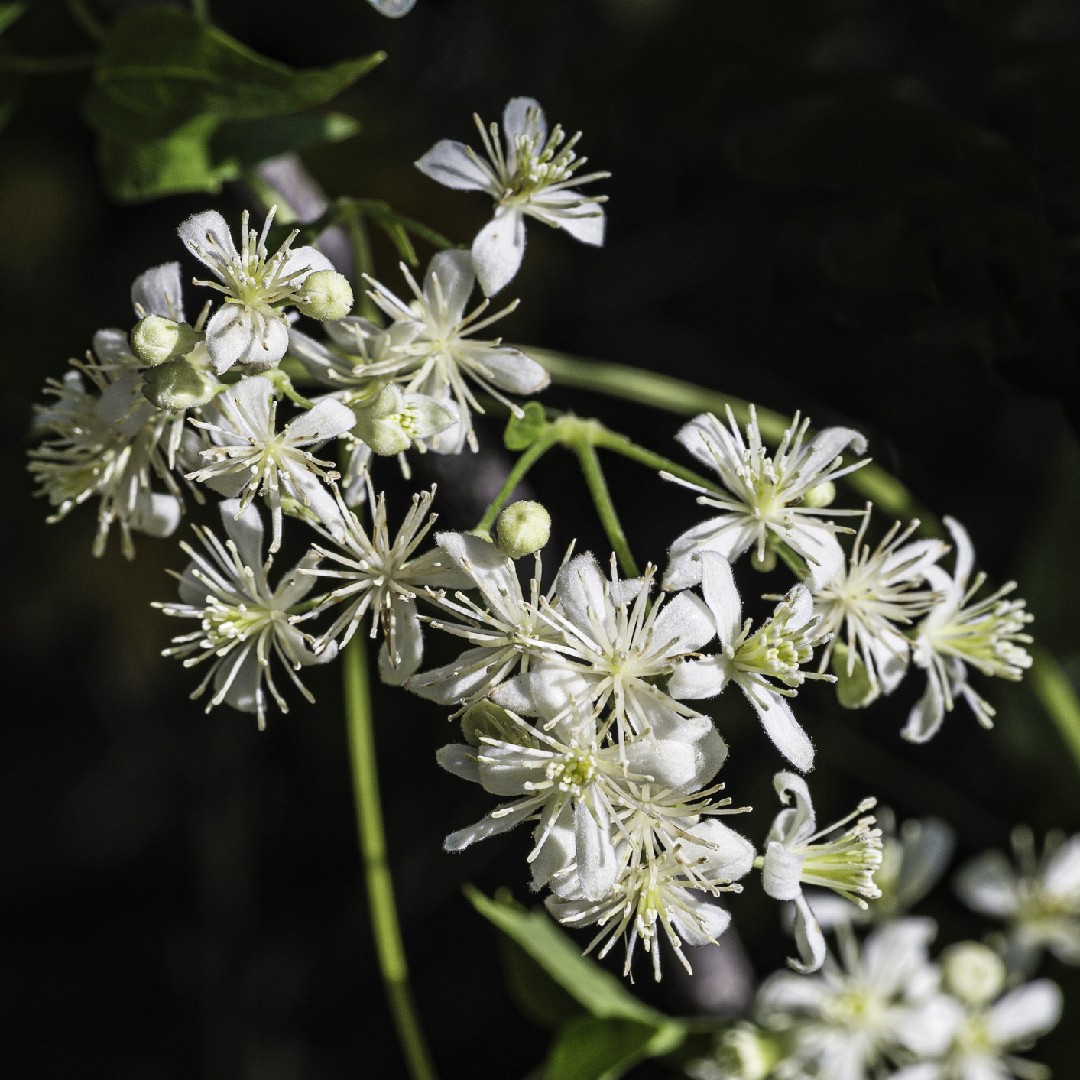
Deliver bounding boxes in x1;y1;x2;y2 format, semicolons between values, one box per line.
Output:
812;511;946;705
178;207;338;373
904;517;1033;742
416;96;610;295
954;826;1080;973
761;772;883;973
186;375;355;553
154;499;336;729
296;484;472;683
663;406;869;591
668;551;831;772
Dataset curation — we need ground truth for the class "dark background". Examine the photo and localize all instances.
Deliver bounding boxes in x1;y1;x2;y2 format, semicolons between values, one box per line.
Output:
5;0;1080;1076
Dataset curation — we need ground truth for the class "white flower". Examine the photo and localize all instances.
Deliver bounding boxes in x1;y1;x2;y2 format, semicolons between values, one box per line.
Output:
892;975;1061;1080
904;517;1033;742
955;827;1080;972
416;96;609;295
187;375;355;553
361;249;549;451
154;499;335;729
757;918;957;1080
297;484;471;683
28;331;185;558
407;530;564;710
668;551;831;772
761;772;883;973
367;0;416;15
662;406;869;591
813;511;946;704
178;207;335;373
548;817;754;981
490;553;718;748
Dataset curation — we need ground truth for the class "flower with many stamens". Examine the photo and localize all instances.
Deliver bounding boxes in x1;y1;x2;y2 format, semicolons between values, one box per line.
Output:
761;771;883;973
904;516;1033;743
154;499;335;729
669;551;832;772
297;483;471;683
178;206;342;373
662;405;869;591
416;97;610;295
812;510;947;705
187;375;355;553
359;249;549;451
489;553;718;748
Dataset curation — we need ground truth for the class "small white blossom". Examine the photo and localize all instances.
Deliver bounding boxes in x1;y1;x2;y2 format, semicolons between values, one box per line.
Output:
761;772;883;973
361;249;549;451
178;207;335;373
416;97;609;295
187;375;355;553
892;973;1061;1080
663;406;869;591
955;827;1080;972
490;553;718;749
813;511;946;704
155;499;335;729
668;551;831;772
757;918;957;1080
904;517;1033;742
297;484;471;683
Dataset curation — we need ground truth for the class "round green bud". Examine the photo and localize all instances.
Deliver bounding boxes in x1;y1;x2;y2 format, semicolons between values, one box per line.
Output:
130;315;199;366
496;500;551;559
942;941;1006;1006
141;359;219;411
294;269;354;321
750;547;778;573
802;480;836;509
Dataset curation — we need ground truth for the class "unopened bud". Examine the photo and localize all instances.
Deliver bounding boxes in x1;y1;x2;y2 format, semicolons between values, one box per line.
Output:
802;480;836;509
294;269;354;321
142;359;219;411
942;941;1006;1006
130;315;199;366
750;547;778;573
496;500;551;559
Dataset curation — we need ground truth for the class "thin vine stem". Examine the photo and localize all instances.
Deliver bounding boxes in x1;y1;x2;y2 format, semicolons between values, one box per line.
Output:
1029;645;1080;777
343;636;438;1080
573;435;639;578
473;430;560;533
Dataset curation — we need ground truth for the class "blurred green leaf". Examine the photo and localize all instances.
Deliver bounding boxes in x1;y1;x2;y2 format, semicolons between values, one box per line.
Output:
97;111;360;202
541;1015;684;1080
465;887;669;1024
86;6;382;140
0;3;26;35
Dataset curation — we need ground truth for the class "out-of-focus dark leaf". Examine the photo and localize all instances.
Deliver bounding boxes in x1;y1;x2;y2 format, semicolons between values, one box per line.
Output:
541;1015;684;1080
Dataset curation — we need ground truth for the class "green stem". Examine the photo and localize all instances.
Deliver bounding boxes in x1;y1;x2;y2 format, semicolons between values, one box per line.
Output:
529;346;935;528
1030;645;1080;776
191;0;211;23
343;636;438;1080
347;212;380;321
589;425;719;493
474;430;560;533
573;434;639;578
67;0;106;43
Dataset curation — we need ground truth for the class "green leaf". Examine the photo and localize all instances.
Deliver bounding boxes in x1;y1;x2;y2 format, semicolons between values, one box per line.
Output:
87;7;382;140
97;111;360;202
465;887;668;1025
0;3;26;35
542;1015;684;1080
504;401;549;450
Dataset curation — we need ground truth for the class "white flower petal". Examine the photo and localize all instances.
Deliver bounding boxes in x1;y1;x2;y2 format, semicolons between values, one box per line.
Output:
985;980;1062;1046
472;208;526;296
741;683;815;772
415;139;495;191
131;261;186;321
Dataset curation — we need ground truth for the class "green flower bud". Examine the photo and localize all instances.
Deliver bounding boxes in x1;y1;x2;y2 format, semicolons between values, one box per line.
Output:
802;480;836;509
750;547;778;573
496;500;551;559
293;269;354;321
831;643;879;709
354;383;454;456
130;315;199;366
142;359;219;411
942;941;1006;1006
460;700;521;747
